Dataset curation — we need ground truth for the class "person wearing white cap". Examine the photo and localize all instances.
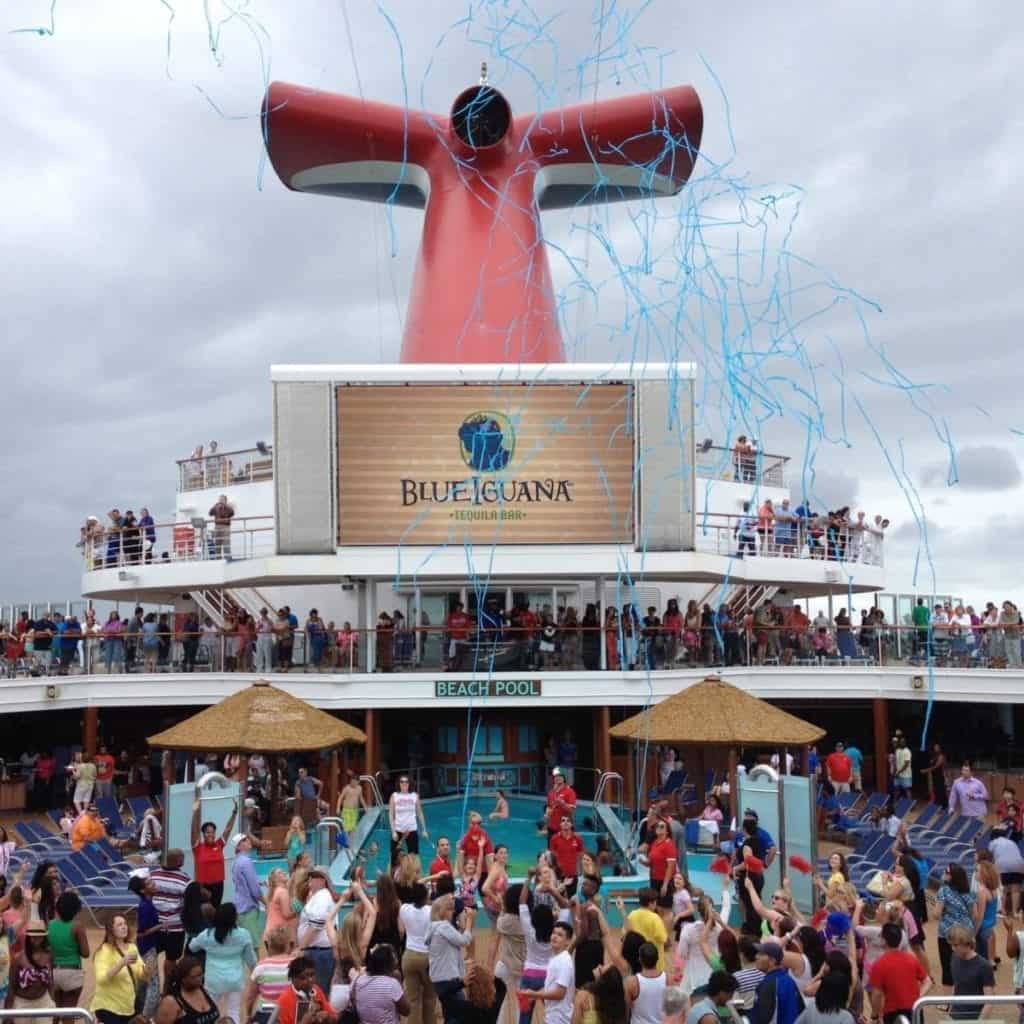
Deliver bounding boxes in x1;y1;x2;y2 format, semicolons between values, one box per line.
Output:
545;768;577;842
232;834;265;951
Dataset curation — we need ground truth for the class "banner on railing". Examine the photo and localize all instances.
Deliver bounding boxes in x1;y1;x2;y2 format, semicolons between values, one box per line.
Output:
336;383;633;544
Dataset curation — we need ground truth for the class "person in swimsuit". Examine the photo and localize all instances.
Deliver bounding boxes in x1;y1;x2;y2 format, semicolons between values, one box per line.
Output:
155;955;221;1024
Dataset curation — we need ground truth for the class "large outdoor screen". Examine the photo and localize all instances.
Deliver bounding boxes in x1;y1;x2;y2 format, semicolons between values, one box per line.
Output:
336;383;634;545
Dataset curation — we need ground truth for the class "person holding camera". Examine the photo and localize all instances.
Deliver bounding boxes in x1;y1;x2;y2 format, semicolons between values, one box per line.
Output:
427;894;475;1024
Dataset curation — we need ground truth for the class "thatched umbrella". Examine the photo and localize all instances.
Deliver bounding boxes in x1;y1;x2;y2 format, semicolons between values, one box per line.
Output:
609;676;824;747
609;676;824;820
148;680;366;820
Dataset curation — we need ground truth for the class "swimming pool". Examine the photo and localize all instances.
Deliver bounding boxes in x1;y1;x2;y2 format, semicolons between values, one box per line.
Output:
350;794;612;880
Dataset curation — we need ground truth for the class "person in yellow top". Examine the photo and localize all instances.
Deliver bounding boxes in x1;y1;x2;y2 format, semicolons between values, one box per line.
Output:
620;888;669;972
91;914;147;1024
71;805;108;851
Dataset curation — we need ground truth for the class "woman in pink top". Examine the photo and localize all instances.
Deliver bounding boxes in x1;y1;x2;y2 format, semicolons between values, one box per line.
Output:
263;869;297;943
336;622;360;671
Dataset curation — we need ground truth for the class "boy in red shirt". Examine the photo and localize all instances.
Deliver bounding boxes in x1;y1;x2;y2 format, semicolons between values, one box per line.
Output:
869;924;932;1024
275;955;337;1024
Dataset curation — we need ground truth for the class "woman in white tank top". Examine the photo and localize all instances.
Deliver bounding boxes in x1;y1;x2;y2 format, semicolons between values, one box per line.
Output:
389;777;428;866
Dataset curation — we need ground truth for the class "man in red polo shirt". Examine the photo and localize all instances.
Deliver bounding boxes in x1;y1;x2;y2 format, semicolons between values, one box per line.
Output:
868;923;932;1024
429;835;453;877
190;796;238;907
457;812;494;870
548;814;584;895
825;741;853;794
546;767;577;840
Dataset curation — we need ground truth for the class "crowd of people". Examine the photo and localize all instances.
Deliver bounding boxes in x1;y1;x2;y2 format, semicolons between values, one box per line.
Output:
730;500;888;566
78;493;239;569
6;595;1024;677
4;753;1022;1024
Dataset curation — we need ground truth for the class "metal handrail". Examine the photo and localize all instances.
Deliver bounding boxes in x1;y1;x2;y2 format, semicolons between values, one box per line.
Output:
594;770;624;806
314;816;346;865
912;995;1024;1024
0;1011;95;1022
360;774;385;807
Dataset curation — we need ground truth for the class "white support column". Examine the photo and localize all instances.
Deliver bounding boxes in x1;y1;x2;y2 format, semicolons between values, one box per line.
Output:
366;581;377;673
414;586;423;665
598;576;607;670
505;586;513;613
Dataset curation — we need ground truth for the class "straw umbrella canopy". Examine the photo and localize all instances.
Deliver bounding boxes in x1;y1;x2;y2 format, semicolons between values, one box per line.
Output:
609;676;824;746
147;680;366;753
610;676;824;822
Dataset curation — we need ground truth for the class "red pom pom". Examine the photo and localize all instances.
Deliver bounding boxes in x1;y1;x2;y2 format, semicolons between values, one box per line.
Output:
811;908;828;928
744;854;765;875
517;994;533;1014
710;854;732;875
788;854;813;875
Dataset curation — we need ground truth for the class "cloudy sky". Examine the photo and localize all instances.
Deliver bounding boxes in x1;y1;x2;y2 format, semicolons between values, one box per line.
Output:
2;0;1022;608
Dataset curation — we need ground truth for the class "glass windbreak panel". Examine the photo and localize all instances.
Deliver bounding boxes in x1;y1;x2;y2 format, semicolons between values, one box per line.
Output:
419;594;449;668
897;594;913;626
519;724;538;754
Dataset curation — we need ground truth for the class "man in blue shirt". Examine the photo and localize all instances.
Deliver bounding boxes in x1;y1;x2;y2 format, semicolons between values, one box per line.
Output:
742;809;778;867
844;743;864;791
751;942;804;1024
231;833;265;949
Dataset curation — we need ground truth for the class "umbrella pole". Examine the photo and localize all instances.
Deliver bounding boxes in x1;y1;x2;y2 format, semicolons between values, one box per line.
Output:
728;746;737;823
269;759;278;826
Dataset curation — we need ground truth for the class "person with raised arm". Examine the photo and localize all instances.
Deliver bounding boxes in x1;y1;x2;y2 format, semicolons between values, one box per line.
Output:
190;795;238;908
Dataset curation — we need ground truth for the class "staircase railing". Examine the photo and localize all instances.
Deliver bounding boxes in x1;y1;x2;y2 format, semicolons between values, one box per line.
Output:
360;774;385;807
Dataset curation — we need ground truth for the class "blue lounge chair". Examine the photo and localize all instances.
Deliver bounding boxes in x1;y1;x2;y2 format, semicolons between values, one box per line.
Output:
94;797;133;839
913;803;943;829
126;796;153;822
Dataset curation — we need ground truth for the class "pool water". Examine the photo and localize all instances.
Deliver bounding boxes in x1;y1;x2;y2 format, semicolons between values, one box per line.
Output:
353;794;608;880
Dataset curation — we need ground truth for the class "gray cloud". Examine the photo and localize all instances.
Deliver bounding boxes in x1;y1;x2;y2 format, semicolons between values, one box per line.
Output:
920;445;1022;491
1;1;1023;602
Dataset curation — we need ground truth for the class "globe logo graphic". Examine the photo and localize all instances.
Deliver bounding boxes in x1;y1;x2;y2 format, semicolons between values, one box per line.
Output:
458;411;515;472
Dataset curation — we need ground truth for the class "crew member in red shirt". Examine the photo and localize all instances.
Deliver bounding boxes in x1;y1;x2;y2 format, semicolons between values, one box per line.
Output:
428;835;454;878
868;923;932;1023
825;741;853;794
640;817;677;907
546;768;577;840
445;601;472;671
548;814;584;896
190;795;238;907
457;812;494;869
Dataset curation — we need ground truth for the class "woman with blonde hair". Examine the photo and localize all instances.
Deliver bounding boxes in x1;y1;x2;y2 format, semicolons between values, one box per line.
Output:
330;881;376;968
263;869;297;944
284;817;306;869
973;856;1000;964
395;853;424;896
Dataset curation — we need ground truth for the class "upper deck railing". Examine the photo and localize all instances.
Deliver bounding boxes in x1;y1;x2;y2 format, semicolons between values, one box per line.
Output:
0;622;1012;677
79;511;884;571
177;446;272;493
694;443;789;488
174;443;787;492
